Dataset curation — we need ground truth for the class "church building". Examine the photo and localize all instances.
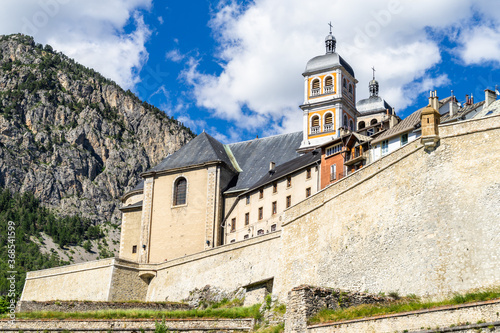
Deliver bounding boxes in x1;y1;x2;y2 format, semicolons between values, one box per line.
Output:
119;30;383;264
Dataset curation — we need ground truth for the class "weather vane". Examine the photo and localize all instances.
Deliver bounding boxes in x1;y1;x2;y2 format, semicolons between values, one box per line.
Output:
372;66;376;80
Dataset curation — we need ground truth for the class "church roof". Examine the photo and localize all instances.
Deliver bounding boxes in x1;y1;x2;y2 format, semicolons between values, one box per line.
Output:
357;96;393;115
225;132;303;193
303;53;355;78
145;132;235;174
243;149;321;194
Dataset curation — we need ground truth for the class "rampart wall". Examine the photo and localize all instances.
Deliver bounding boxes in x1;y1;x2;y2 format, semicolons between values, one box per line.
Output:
276;115;500;299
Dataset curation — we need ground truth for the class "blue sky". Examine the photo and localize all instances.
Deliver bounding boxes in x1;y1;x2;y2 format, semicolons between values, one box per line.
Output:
1;0;500;143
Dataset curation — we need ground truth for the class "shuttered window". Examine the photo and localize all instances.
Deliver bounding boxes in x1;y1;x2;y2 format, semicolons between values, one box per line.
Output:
312;79;320;89
325;76;333;86
325;113;332;124
312;116;320;127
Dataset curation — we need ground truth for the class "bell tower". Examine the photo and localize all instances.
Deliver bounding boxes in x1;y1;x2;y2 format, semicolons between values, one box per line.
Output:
298;27;359;152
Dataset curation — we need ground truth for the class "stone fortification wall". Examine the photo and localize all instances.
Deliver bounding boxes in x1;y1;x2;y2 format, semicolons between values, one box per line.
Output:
276;115;500;300
307;299;500;333
0;318;254;332
146;232;281;302
18;300;190;313
21;258;150;302
285;285;390;333
21;258;116;302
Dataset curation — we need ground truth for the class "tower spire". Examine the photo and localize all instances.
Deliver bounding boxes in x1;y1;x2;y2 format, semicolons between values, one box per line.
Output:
369;66;379;97
325;22;336;54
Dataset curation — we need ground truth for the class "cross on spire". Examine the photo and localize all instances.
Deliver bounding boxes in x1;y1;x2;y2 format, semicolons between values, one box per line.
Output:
328;21;333;34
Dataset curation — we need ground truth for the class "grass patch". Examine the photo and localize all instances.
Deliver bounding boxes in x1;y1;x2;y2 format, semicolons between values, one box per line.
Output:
309;287;500;325
6;304;262;320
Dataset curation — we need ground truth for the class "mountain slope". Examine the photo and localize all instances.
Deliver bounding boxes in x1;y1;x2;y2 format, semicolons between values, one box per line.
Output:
0;33;195;224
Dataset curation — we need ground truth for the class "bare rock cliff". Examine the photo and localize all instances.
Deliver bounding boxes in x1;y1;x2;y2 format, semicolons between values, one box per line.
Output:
0;34;195;224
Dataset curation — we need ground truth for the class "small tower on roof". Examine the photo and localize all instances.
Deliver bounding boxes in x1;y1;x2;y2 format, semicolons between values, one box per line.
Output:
298;23;359;152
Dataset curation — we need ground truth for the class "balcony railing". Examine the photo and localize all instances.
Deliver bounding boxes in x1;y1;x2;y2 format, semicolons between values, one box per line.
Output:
324;123;334;132
311;126;321;134
344;150;368;166
324;85;334;94
311;88;321;96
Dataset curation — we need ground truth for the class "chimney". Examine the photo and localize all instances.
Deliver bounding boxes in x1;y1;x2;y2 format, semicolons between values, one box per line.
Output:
269;162;275;173
429;90;439;110
485;89;496;107
449;92;458;118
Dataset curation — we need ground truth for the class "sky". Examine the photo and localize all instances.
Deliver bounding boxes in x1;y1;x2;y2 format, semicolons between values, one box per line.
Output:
1;0;500;143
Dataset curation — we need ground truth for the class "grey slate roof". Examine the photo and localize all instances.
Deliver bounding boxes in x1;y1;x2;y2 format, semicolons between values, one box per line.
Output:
357;96;393;114
119;200;143;211
472;100;500;119
132;180;144;192
244;149;321;194
372;108;422;144
225;132;303;192
303;53;355;78
145;132;235;174
441;101;484;123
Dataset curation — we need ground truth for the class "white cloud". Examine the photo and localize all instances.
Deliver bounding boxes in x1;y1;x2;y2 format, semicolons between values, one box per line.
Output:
0;0;152;89
166;49;185;63
182;0;500;134
458;25;500;66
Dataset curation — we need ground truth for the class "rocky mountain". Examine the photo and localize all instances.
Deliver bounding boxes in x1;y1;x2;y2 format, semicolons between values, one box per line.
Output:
0;33;195;224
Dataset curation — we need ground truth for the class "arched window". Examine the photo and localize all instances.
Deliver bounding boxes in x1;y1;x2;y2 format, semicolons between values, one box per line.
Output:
324;76;334;94
311;115;320;134
343;78;347;88
358;121;365;129
173;177;187;206
349;119;354;131
348;84;353;93
325;113;333;124
370;118;378;125
311;79;320;96
311;115;320;127
343;114;348;127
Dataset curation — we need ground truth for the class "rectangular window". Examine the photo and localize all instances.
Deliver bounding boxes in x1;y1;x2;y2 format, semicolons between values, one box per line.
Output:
382;140;389;155
400;133;408;146
306;187;311;197
306;168;311;179
231;218;236;232
132;245;137;254
326;144;342;156
286;195;291;208
245;213;249;225
287;176;292;187
246;195;250;204
259;189;264;199
258;207;263;220
272;201;277;215
330;164;336;181
271;224;277;232
272;182;278;193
